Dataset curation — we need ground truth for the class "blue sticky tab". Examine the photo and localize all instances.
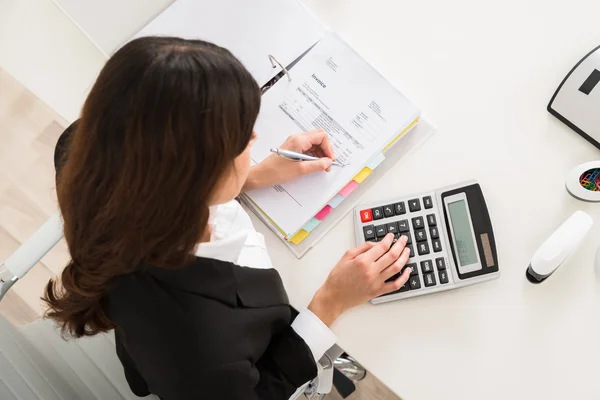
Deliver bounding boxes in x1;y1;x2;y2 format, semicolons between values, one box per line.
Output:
328;194;345;208
302;218;321;233
366;152;386;170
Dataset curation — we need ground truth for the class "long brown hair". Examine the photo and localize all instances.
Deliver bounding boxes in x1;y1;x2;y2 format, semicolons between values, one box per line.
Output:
44;37;260;337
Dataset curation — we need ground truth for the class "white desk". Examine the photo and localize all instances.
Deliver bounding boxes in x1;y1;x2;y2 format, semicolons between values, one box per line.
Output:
5;0;600;399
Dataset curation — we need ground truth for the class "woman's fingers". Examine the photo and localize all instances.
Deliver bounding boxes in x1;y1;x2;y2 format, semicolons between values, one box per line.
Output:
359;233;394;263
379;266;412;295
373;235;408;272
342;241;377;261
299;129;336;160
379;246;410;281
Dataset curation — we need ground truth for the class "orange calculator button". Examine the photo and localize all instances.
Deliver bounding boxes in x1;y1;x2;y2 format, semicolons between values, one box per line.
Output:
360;209;373;223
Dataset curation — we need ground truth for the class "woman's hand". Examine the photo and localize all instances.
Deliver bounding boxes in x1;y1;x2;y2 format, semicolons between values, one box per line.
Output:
308;234;411;327
243;129;336;191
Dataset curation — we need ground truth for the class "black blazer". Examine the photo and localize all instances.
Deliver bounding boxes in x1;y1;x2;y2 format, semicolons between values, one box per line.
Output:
55;122;318;399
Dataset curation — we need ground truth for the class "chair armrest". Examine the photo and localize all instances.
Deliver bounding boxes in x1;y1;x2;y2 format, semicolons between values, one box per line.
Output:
0;212;64;301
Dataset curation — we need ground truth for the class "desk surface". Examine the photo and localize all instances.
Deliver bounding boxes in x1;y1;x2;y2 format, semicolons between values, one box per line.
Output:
6;0;600;399
266;1;600;399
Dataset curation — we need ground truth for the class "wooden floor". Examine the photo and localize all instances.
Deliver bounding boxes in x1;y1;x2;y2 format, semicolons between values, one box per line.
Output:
0;67;401;400
0;67;71;325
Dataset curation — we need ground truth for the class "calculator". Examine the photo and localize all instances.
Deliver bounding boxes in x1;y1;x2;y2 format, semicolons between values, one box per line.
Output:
353;181;500;304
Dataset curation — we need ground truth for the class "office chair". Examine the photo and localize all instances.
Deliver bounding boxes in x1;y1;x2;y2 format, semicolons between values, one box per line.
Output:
0;212;156;399
0;213;364;399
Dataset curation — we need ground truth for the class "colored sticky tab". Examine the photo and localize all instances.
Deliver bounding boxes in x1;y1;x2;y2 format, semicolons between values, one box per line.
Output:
289;229;310;245
315;205;333;220
382;117;420;152
328;194;345;208
339;180;359;197
366;152;385;170
352;167;372;184
302;218;321;233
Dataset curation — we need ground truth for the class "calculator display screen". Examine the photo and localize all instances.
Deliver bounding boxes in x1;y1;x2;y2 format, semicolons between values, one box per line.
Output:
448;200;478;266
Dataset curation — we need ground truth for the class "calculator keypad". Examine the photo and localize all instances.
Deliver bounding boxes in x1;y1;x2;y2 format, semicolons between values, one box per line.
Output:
394;202;406;215
412;217;424;229
359;193;452;298
439;270;449;284
372;207;383;220
386;222;398;235
363;225;375;241
383;205;395;218
423;196;433;209
424;272;436;287
409;276;421;290
408;199;421;212
427;214;436;226
397;220;409;232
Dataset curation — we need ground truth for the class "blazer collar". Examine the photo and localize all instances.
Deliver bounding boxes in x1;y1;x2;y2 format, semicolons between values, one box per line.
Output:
145;257;289;308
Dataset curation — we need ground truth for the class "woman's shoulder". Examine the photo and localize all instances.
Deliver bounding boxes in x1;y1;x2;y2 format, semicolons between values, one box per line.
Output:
106;257;289;316
105;258;240;312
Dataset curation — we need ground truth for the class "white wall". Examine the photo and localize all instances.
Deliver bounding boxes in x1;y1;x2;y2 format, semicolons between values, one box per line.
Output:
0;0;174;122
0;0;106;122
53;0;175;56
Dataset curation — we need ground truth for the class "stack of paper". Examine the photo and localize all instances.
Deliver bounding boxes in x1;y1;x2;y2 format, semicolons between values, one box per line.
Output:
244;33;420;246
133;0;325;87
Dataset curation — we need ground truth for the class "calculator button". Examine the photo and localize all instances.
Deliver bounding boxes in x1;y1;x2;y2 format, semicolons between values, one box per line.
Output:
420;260;434;274
404;263;418;276
407;244;415;257
360;209;373;223
383;205;395;218
424;272;437;287
375;225;386;238
427;214;436;226
435;258;446;270
415;229;427;242
397;219;409;232
412;217;424;229
372;207;383;220
409;276;421;290
430;226;439;239
401;232;412;244
432;239;442;252
363;225;375;241
394;202;406;215
439;270;449;284
408;199;421;212
386;222;398;234
423;196;433;209
417;242;430;255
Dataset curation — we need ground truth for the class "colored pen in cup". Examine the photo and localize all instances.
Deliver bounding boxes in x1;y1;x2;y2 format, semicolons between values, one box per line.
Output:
269;148;346;167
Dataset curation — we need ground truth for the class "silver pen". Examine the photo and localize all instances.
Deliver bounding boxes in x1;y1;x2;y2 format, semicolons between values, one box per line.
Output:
269;148;345;167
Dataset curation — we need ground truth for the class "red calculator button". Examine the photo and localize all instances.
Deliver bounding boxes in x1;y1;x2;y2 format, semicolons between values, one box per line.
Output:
360;209;373;223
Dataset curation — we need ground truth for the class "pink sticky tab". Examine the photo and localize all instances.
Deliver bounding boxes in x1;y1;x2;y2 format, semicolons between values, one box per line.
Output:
315;205;333;221
339;180;359;197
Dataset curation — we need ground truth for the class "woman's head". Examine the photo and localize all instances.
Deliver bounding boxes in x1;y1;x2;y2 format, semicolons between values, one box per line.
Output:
44;36;261;337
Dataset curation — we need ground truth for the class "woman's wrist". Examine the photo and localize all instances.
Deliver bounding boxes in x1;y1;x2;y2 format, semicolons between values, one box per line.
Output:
308;286;345;328
242;163;271;192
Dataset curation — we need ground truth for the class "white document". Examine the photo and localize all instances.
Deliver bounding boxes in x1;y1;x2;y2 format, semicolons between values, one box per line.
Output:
247;33;420;236
133;0;326;86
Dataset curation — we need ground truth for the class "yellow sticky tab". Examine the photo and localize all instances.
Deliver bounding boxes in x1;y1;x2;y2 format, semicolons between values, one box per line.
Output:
353;167;373;183
289;229;310;245
382;117;420;152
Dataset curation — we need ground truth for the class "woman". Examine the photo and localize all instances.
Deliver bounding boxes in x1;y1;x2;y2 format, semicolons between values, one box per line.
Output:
44;37;411;399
